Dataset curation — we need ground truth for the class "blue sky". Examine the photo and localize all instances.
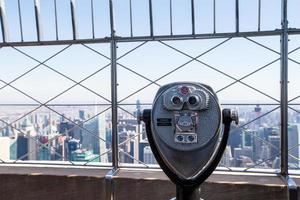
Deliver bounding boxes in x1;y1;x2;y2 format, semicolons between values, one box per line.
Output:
0;0;285;41
0;0;300;105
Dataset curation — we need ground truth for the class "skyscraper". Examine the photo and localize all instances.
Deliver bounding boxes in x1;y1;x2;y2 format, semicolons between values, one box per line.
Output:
143;146;157;165
82;115;108;163
79;110;85;121
0;137;11;161
288;125;299;167
20;117;38;160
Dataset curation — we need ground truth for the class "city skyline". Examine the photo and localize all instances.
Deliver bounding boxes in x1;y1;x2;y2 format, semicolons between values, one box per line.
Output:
0;103;300;171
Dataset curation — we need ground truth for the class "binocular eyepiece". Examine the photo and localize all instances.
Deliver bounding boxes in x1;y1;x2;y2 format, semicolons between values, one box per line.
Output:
164;85;209;111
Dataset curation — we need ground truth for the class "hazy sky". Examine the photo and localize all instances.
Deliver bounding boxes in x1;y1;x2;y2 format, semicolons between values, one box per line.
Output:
1;0;300;105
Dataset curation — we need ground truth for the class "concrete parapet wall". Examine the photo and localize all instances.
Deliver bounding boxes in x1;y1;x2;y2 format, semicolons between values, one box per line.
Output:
0;165;293;200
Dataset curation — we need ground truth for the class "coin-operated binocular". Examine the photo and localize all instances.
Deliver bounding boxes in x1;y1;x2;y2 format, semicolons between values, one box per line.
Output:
139;82;238;200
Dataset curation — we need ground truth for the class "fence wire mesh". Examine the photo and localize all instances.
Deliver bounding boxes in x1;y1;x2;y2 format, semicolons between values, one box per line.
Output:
0;0;298;175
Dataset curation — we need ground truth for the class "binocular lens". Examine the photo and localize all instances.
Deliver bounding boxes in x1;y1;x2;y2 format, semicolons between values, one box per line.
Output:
187;135;195;142
176;135;184;142
172;96;182;105
188;96;198;105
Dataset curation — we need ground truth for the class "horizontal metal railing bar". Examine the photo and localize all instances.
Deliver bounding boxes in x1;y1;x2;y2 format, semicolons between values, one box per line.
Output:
0;103;112;106
0;161;112;168
0;29;291;48
0;161;285;175
216;168;281;175
0;103;285;106
118;103;283;106
118;164;281;175
0;162;284;176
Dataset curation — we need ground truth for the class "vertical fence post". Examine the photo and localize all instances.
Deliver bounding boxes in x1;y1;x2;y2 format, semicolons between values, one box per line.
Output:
70;0;78;40
106;1;118;199
258;0;261;31
129;0;133;37
235;0;239;33
17;0;24;42
280;0;288;177
34;0;42;41
191;0;195;35
91;0;95;39
54;0;58;40
169;0;173;35
109;0;118;169
0;0;9;42
213;0;216;34
149;0;153;37
280;2;298;199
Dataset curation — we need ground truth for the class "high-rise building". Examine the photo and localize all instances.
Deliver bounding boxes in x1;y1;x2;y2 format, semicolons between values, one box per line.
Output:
59;120;82;141
98;113;108;163
242;129;254;148
82;115;108;163
143;146;157;164
254;105;262;127
20;117;38;160
10;138;17;160
16;134;28;160
233;146;253;167
253;127;268;161
139;140;149;162
71;149;99;162
55;135;68;161
228;125;242;154
79;110;85;121
38;135;51;160
0;137;11;161
220;146;233;167
67;138;80;160
260;144;270;161
268;135;280;161
288;124;300;167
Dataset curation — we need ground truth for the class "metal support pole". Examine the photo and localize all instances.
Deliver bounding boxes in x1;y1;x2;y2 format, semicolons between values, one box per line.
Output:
280;0;288;177
34;0;42;41
235;0;239;33
283;176;298;200
191;0;195;35
17;0;23;42
258;0;261;31
0;0;9;42
70;0;78;40
176;185;202;200
213;0;216;34
129;0;133;37
105;168;119;200
280;1;297;199
54;0;58;40
91;0;95;39
109;0;119;169
149;0;153;37
169;0;173;35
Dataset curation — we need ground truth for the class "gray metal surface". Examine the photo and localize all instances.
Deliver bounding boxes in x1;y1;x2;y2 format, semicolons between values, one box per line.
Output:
109;0;118;168
0;0;8;42
280;0;288;177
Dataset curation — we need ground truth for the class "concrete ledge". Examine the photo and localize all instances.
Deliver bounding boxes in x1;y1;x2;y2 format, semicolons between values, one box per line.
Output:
0;165;109;200
113;169;288;200
0;165;295;200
